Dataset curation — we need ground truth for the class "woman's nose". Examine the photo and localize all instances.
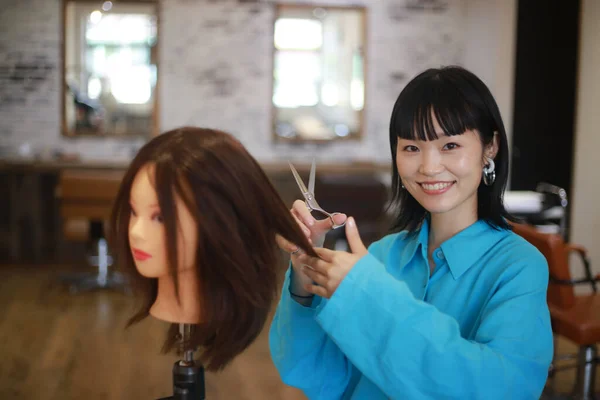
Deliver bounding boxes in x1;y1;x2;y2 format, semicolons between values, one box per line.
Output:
419;151;444;176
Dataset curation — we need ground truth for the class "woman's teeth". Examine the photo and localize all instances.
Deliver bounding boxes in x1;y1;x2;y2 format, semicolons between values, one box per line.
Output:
421;182;452;190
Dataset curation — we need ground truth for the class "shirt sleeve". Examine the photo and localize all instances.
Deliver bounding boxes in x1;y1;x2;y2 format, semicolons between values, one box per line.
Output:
268;266;359;400
268;237;399;399
314;251;554;399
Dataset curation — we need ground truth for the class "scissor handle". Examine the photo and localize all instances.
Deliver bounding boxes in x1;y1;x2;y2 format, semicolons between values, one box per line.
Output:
329;212;347;229
308;205;346;230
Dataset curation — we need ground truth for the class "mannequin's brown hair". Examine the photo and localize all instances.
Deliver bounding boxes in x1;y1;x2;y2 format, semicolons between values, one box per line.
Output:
110;127;317;371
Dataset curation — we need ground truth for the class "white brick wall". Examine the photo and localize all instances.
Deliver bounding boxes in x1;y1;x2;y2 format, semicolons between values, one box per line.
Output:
0;0;61;147
0;0;465;163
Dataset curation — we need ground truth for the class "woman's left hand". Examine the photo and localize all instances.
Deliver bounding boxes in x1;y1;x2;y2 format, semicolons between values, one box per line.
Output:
296;217;368;299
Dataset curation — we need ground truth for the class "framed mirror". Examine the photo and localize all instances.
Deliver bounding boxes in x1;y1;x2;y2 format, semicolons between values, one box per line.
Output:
272;5;366;143
61;0;159;137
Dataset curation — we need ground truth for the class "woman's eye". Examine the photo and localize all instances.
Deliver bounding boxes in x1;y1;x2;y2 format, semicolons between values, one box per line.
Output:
130;209;137;217
444;142;459;150
153;214;164;223
403;145;419;152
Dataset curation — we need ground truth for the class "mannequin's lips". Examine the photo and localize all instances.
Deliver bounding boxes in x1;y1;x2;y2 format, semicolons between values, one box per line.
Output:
132;248;152;261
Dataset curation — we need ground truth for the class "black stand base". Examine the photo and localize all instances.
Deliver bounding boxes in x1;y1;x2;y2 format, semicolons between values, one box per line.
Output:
157;359;205;400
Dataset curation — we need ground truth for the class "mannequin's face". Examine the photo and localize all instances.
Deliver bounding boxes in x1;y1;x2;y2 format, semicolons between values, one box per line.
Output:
128;164;198;278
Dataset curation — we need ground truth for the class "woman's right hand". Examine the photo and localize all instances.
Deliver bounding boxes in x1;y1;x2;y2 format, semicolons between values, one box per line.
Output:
276;200;347;295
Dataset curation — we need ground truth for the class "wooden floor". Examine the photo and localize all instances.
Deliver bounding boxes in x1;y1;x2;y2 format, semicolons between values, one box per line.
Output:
0;264;307;400
0;263;596;399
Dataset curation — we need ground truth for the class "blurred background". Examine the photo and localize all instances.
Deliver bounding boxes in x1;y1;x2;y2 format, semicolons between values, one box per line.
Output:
1;0;599;398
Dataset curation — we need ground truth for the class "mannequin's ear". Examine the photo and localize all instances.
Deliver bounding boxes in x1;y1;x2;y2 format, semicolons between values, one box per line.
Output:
484;132;499;162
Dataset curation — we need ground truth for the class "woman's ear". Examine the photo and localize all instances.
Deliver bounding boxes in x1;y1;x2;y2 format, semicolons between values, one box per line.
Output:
484;132;499;161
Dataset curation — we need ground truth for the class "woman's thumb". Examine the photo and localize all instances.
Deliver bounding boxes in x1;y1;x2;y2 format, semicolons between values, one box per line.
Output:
345;217;367;255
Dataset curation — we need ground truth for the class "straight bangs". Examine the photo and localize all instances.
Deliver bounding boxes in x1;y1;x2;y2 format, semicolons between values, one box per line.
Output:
391;78;479;141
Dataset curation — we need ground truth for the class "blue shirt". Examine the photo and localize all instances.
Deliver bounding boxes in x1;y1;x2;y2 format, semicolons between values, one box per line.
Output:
269;218;553;399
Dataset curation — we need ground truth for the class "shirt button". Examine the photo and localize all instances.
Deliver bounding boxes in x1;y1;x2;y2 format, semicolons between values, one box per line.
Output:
436;249;444;259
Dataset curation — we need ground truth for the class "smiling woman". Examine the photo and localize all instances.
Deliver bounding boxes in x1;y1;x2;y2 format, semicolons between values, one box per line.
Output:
395;127;498;217
389;66;509;233
269;66;554;400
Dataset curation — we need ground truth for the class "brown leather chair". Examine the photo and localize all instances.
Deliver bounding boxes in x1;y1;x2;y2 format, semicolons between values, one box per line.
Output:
56;169;127;293
511;222;600;399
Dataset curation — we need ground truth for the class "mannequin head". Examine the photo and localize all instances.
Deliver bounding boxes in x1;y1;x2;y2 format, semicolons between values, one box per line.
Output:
128;162;201;323
110;126;316;370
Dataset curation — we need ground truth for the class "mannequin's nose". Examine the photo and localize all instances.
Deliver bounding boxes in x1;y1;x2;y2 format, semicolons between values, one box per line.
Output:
129;217;145;242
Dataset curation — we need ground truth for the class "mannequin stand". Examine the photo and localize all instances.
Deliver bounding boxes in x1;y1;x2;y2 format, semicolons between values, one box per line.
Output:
157;324;205;400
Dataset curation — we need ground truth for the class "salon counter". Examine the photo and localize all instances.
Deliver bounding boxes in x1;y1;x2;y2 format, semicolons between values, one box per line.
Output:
0;157;390;174
0;157;566;264
0;158;130;172
0;158;390;262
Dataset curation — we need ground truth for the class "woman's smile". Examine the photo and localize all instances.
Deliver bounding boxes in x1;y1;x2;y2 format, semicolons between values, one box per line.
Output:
418;180;456;195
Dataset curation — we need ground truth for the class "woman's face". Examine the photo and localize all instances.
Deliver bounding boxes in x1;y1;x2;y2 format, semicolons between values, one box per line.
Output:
395;115;498;219
128;164;198;278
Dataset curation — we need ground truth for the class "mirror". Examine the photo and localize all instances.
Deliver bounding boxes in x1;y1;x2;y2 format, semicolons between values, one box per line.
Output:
61;0;158;137
272;5;366;143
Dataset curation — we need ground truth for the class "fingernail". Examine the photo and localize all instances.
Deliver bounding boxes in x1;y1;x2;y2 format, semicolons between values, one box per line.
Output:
348;217;355;228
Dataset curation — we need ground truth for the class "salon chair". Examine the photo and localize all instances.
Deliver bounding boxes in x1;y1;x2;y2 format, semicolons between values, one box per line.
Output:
505;182;569;239
511;222;600;399
56;169;128;294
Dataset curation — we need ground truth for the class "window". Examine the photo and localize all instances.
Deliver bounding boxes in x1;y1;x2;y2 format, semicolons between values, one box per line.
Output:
85;12;157;104
273;18;323;108
272;6;366;141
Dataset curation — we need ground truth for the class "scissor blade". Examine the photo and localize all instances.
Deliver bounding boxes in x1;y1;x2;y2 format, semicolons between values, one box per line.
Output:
288;162;308;194
308;158;316;195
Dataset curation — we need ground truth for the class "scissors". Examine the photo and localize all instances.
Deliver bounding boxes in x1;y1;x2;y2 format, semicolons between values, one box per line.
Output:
289;159;346;229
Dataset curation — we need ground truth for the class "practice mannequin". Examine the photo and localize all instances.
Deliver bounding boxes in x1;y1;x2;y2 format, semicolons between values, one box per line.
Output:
128;163;202;324
110;126;316;371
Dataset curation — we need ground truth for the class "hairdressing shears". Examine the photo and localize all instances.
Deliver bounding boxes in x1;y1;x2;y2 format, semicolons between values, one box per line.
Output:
289;159;346;229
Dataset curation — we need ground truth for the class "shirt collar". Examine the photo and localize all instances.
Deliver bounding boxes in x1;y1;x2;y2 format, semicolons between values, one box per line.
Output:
406;217;509;280
398;218;428;266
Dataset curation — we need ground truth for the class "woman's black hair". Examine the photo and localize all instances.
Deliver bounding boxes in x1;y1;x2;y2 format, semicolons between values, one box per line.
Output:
389;65;515;233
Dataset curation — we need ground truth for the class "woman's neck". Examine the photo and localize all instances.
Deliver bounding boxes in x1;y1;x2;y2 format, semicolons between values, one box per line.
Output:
428;204;478;251
150;268;202;324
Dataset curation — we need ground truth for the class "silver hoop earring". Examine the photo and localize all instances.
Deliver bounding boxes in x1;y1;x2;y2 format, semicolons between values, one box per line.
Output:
483;158;496;186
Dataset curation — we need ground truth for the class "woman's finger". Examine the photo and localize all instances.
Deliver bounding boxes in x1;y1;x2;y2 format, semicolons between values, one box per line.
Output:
314;247;336;262
332;213;347;226
313;213;347;233
291;213;311;238
275;234;298;253
305;284;329;299
291;199;315;228
302;265;328;286
297;254;330;274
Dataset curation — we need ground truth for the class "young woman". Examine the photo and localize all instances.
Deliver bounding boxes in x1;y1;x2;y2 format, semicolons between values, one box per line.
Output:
271;66;553;399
